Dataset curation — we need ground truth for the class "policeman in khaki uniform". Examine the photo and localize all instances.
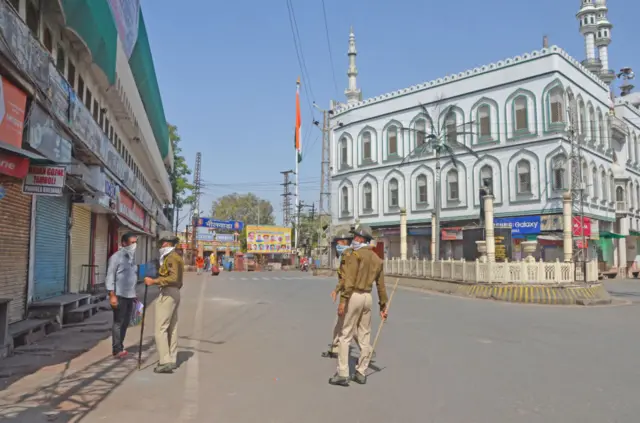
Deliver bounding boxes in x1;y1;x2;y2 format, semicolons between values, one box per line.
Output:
329;224;388;386
144;231;184;374
322;230;354;359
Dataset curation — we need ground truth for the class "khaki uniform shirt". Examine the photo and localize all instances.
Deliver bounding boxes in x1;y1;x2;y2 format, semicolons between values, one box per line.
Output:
340;246;388;311
334;248;354;293
157;251;185;289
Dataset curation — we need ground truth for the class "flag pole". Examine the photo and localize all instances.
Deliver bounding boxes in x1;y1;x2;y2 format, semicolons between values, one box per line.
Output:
295;132;299;257
294;77;301;263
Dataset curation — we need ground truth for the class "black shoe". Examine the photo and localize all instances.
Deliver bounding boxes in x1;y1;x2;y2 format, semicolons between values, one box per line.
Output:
321;351;338;359
153;364;174;374
352;372;367;385
328;374;349;386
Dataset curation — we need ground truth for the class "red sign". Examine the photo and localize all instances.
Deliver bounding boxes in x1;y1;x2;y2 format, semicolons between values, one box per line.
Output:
0;151;28;178
0;77;28;147
572;216;591;237
118;190;145;229
441;227;463;241
576;239;588;249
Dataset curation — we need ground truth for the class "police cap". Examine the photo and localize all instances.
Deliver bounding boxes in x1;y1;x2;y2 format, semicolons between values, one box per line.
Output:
158;231;179;244
350;224;373;240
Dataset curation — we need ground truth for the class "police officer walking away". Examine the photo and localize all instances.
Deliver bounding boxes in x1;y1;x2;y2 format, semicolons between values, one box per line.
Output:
144;231;184;374
329;224;388;386
322;230;354;359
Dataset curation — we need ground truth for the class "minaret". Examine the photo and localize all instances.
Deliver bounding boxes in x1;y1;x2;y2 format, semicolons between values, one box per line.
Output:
594;0;614;84
577;0;600;73
345;26;362;105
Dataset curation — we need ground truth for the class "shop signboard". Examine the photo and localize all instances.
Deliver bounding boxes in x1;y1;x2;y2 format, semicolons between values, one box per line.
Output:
246;225;292;254
196;232;215;241
215;234;235;243
0;75;27;148
494;215;541;235
541;215;563;231
22;165;66;196
441;227;463;241
118;190;145;228
572;216;591;237
198;218;244;231
0;151;28;178
26;103;73;163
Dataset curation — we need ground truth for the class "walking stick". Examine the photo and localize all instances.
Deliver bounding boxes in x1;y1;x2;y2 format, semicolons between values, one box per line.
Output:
137;283;149;370
369;277;400;361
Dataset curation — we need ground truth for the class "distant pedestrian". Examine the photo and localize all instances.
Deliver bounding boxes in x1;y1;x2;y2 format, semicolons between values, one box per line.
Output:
106;232;138;359
329;224;388;387
204;255;210;272
195;256;204;275
145;231;184;374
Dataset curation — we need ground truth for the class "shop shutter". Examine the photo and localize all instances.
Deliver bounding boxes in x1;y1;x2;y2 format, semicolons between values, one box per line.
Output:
34;196;70;301
0;182;32;323
69;204;92;293
93;214;109;285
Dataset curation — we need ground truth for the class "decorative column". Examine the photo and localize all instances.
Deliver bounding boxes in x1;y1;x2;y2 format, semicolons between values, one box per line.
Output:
430;213;436;260
483;195;495;262
563;191;573;262
400;208;407;260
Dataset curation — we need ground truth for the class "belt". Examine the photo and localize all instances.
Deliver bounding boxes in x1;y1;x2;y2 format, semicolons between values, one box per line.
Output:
353;289;371;294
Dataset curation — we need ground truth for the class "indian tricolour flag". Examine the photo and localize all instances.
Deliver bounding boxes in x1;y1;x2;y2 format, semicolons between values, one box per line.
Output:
295;77;302;163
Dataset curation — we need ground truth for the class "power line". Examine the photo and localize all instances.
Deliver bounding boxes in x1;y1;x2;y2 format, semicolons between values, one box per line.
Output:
320;0;340;98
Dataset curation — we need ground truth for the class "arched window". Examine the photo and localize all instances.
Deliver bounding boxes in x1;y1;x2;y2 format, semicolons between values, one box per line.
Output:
341;186;349;214
480;165;493;194
637;184;640;209
515;96;528;131
579;100;587;135
550;87;564;123
445;112;457;144
363;182;372;211
601;170;608;202
592;167;599;198
589;106;596;141
388;178;399;207
340;137;348;166
516;160;531;194
616;186;625;202
447;169;459;201
478;105;491;138
387;125;398;156
581;161;589;189
598;110;605;147
415;119;427;147
417;174;427;204
635;134;639;163
610;174;615;204
362;131;372;161
552;155;566;190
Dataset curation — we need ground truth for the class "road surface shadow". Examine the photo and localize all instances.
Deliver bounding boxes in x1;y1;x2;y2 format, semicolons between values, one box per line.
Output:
0;339;157;422
175;351;194;369
0;284;161;391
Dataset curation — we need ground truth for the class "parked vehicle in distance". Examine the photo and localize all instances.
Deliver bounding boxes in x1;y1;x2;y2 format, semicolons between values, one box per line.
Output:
246;254;256;271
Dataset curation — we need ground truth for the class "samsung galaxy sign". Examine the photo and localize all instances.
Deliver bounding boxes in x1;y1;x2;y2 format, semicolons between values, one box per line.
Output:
494;216;541;235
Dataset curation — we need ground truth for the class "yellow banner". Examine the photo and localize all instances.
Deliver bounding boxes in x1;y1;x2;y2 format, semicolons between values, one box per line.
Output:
246;225;292;254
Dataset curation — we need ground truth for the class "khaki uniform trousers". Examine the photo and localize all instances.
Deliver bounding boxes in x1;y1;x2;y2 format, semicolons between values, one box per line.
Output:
155;286;180;366
330;313;359;354
337;291;373;377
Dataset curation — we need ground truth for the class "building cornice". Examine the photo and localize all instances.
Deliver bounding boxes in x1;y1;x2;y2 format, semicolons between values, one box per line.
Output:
332;45;609;117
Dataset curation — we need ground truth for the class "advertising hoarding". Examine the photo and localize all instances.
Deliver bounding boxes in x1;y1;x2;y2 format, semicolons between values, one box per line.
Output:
246;225;292;254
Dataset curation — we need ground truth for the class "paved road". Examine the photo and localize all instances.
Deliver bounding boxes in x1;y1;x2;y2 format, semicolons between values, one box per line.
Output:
4;272;640;422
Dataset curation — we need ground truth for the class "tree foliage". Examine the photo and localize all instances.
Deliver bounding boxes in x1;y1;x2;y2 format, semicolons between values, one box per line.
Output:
210;193;275;225
168;124;194;230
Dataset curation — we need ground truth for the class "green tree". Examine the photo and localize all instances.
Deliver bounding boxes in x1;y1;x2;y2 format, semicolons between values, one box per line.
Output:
168;124;194;231
210;193;276;251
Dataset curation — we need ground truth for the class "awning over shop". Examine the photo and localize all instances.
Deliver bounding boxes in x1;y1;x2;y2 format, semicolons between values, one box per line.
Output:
116;215;153;237
599;231;626;239
0;140;49;161
630;230;640;237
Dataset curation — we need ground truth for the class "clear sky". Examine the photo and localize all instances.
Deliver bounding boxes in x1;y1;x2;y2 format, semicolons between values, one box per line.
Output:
141;0;638;226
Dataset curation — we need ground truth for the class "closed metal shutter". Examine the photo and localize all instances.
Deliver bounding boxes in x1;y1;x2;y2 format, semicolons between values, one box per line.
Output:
34;196;70;301
0;182;32;323
69;204;92;293
93;213;109;285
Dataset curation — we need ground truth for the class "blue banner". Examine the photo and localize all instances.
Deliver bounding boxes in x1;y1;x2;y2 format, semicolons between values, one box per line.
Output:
494;216;541;235
197;218;244;231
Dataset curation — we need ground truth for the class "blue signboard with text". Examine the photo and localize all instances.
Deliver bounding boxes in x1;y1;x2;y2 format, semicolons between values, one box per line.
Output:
197;218;244;232
494;216;541;235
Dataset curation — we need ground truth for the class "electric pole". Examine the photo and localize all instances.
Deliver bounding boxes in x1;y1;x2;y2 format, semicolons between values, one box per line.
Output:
281;170;294;226
190;152;202;266
568;100;587;278
315;102;333;268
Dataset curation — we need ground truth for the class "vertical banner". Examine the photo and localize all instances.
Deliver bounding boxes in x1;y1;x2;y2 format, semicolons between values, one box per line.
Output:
107;0;141;58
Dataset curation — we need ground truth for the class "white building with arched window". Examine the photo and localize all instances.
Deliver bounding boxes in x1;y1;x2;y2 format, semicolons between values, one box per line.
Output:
329;4;640;274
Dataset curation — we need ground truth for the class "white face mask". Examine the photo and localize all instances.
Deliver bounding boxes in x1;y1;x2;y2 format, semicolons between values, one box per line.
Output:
123;243;137;255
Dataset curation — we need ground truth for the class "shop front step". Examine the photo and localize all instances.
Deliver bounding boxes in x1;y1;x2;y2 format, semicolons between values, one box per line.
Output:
28;294;92;329
64;303;100;324
9;318;56;349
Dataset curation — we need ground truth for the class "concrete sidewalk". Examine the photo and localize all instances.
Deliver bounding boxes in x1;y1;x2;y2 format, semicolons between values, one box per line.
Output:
0;284;160;394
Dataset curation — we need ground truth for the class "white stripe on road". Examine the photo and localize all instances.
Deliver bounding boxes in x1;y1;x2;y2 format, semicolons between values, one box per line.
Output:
178;274;206;421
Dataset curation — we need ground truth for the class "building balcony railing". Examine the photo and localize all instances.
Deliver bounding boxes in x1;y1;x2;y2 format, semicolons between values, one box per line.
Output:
0;1;170;229
616;201;628;213
610;115;630;138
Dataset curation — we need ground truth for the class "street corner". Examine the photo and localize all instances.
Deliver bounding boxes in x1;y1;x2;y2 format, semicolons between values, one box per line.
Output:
462;283;612;305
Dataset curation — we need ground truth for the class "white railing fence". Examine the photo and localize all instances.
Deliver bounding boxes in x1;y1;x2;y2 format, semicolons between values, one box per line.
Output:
384;258;599;284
